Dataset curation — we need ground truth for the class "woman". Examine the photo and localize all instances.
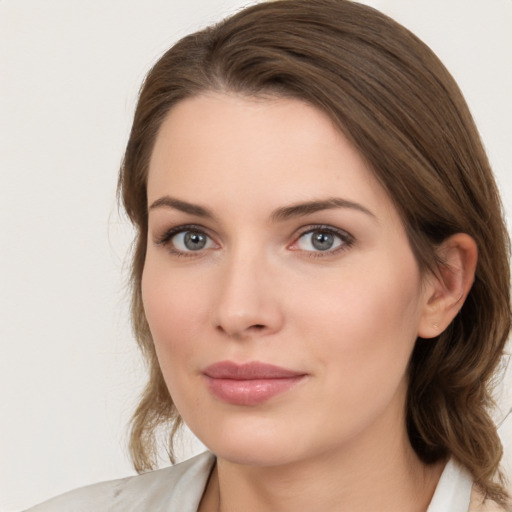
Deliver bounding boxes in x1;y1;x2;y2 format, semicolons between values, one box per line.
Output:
27;0;511;510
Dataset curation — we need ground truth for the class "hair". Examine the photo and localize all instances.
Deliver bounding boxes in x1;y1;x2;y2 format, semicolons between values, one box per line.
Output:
118;0;511;505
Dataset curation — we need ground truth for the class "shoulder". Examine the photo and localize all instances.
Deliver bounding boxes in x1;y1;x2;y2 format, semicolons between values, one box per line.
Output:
24;451;216;512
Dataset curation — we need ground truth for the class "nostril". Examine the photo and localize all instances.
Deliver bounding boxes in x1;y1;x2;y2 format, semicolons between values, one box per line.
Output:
215;323;267;338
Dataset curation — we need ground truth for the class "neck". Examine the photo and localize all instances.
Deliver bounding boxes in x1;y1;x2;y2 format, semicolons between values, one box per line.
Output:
199;424;445;512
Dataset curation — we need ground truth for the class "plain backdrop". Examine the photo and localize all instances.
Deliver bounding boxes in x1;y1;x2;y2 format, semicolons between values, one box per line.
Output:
1;1;511;510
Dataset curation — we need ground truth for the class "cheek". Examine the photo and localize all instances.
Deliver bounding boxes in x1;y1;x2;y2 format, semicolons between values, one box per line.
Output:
141;259;209;376
298;254;424;396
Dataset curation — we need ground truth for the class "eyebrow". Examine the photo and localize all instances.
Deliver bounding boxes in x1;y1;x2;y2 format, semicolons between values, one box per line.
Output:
149;195;375;222
270;197;376;222
149;196;214;218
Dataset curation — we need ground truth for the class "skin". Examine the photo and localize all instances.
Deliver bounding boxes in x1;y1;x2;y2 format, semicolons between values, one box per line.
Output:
142;93;476;512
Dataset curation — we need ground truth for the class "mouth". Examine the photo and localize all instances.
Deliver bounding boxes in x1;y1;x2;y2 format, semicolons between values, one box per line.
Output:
202;361;307;406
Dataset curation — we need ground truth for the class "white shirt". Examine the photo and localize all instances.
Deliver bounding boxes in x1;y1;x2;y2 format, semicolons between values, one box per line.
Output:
25;451;477;512
427;459;473;512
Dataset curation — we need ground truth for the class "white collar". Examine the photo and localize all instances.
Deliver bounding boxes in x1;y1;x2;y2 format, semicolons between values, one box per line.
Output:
426;459;473;512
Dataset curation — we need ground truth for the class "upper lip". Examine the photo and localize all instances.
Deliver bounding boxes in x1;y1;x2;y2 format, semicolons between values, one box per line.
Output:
203;361;305;380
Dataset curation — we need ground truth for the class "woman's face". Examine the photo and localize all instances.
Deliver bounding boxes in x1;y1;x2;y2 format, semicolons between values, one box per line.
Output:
143;93;433;466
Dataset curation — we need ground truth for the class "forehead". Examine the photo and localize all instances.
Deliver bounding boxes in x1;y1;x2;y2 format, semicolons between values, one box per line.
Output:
147;93;398;223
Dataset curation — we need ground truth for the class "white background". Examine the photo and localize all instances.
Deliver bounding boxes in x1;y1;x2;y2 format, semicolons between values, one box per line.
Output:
1;1;511;510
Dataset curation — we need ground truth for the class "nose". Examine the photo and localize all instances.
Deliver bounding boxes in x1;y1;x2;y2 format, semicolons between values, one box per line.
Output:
211;249;284;340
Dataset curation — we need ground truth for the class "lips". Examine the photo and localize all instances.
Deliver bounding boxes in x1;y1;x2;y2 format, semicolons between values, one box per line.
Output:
202;361;306;406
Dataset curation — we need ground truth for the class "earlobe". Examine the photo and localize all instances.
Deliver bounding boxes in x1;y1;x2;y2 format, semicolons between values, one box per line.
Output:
417;233;478;339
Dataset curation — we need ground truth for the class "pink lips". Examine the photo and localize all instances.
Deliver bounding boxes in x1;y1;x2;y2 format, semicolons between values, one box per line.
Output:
203;361;306;406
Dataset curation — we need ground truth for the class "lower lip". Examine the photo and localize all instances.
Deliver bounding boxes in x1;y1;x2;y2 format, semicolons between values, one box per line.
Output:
204;376;305;405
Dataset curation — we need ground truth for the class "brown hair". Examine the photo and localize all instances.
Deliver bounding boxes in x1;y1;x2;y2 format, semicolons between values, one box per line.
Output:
119;0;511;505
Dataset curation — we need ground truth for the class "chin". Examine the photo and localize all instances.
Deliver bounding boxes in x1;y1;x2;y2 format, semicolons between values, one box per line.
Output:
190;417;308;467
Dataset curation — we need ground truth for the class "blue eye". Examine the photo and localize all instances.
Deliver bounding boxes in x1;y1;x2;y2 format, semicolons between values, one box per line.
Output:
156;225;217;255
296;228;350;252
171;230;215;252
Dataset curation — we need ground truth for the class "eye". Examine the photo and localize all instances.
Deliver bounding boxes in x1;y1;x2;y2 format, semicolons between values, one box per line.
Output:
156;226;217;254
173;230;214;251
291;226;353;254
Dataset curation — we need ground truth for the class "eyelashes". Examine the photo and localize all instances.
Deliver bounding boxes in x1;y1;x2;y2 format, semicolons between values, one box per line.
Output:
154;224;354;258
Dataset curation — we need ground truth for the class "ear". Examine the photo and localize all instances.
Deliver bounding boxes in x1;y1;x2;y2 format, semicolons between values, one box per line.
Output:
417;233;478;339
